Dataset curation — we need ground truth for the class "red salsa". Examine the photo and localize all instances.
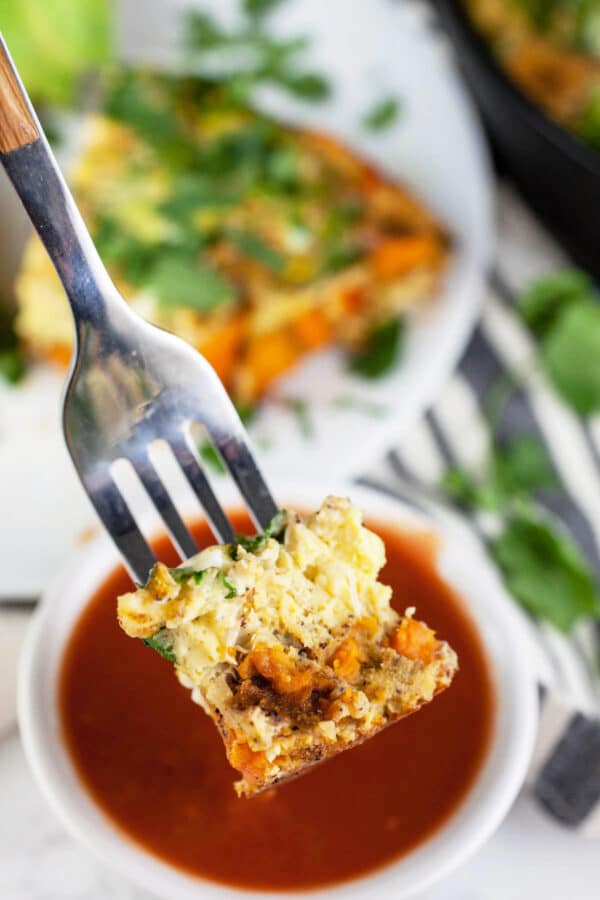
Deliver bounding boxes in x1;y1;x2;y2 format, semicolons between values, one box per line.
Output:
59;515;494;891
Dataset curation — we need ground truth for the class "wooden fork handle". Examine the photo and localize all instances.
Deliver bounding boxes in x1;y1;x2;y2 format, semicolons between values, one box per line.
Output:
0;37;39;154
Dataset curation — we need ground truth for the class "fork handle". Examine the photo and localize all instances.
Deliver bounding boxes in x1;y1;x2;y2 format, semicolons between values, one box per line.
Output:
0;46;39;152
0;36;125;335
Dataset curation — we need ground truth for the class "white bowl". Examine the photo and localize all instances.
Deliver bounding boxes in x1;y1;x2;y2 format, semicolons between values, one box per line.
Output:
18;481;537;900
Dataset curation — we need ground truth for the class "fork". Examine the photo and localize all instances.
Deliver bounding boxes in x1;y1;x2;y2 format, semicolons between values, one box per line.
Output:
0;38;278;583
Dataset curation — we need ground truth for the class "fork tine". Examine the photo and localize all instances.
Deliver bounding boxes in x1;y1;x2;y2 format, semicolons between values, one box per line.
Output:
210;432;279;531
132;453;198;560
170;435;235;544
82;473;156;584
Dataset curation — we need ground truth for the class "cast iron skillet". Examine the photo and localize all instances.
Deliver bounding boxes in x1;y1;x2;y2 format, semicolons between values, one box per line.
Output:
432;0;600;279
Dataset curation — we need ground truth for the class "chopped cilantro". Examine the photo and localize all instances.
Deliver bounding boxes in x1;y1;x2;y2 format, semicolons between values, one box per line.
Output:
0;347;27;385
0;312;27;385
143;629;177;663
218;571;238;598
152;255;235;312
185;8;330;104
169;565;237;598
349;317;405;379
280;71;331;101
243;0;284;19
362;96;401;132
231;510;288;558
228;229;285;271
169;566;208;585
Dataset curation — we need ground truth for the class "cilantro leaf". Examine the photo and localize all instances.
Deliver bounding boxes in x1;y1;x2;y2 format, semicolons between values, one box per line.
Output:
349;318;405;379
143;629;177;663
518;268;594;338
228;229;285;271
231;510;288;558
0;347;27;385
169;566;208;585
440;466;484;510
490;509;600;632
152;255;235;312
243;0;284;19
362;96;401;132
491;436;558;495
280;71;331;101
542;302;600;415
185;11;228;50
218;571;238;598
169;565;237;598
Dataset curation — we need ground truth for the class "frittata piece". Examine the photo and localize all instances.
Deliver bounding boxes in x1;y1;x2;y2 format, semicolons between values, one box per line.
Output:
16;69;449;403
118;497;458;796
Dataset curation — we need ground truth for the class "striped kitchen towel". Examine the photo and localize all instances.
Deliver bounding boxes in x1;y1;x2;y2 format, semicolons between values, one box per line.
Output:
361;183;600;835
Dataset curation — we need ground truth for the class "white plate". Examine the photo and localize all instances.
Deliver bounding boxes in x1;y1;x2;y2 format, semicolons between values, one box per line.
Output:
0;0;493;596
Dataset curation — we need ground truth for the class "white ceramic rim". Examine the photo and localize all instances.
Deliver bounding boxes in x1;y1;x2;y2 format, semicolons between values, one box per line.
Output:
18;480;538;900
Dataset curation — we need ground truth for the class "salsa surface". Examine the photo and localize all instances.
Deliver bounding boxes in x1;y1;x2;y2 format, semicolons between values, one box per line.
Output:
59;515;494;891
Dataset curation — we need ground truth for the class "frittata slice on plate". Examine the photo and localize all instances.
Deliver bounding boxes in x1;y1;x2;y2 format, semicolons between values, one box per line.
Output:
118;496;458;796
16;69;449;405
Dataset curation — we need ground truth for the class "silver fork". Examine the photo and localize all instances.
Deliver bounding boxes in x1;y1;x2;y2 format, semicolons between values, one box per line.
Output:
0;38;278;583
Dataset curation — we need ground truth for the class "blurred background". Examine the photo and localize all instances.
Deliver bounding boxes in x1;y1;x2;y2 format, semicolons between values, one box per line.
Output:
1;1;600;897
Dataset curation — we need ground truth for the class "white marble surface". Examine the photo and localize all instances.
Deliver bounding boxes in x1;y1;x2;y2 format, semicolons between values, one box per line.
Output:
2;729;599;900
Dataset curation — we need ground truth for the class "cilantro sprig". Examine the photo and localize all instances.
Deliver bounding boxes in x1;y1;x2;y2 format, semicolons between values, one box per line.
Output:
441;437;599;633
362;96;401;133
185;2;331;105
438;267;600;634
349;317;405;379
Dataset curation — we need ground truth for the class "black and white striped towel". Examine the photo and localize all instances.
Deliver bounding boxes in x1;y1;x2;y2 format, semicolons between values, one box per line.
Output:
361;184;600;835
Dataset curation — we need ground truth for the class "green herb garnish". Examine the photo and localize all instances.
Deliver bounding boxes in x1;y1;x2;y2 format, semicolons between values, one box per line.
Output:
438;269;600;634
0;347;27;385
349;317;404;379
169;566;208;585
185;5;330;104
490;508;600;633
218;571;238;598
518;268;594;338
143;628;177;663
152;255;235;312
541;303;600;415
516;269;600;415
243;0;284;19
231;510;288;558
169;565;237;599
228;229;285;271
362;96;401;132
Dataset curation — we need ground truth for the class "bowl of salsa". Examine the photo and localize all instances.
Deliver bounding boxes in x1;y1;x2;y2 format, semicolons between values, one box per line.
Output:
18;480;537;899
